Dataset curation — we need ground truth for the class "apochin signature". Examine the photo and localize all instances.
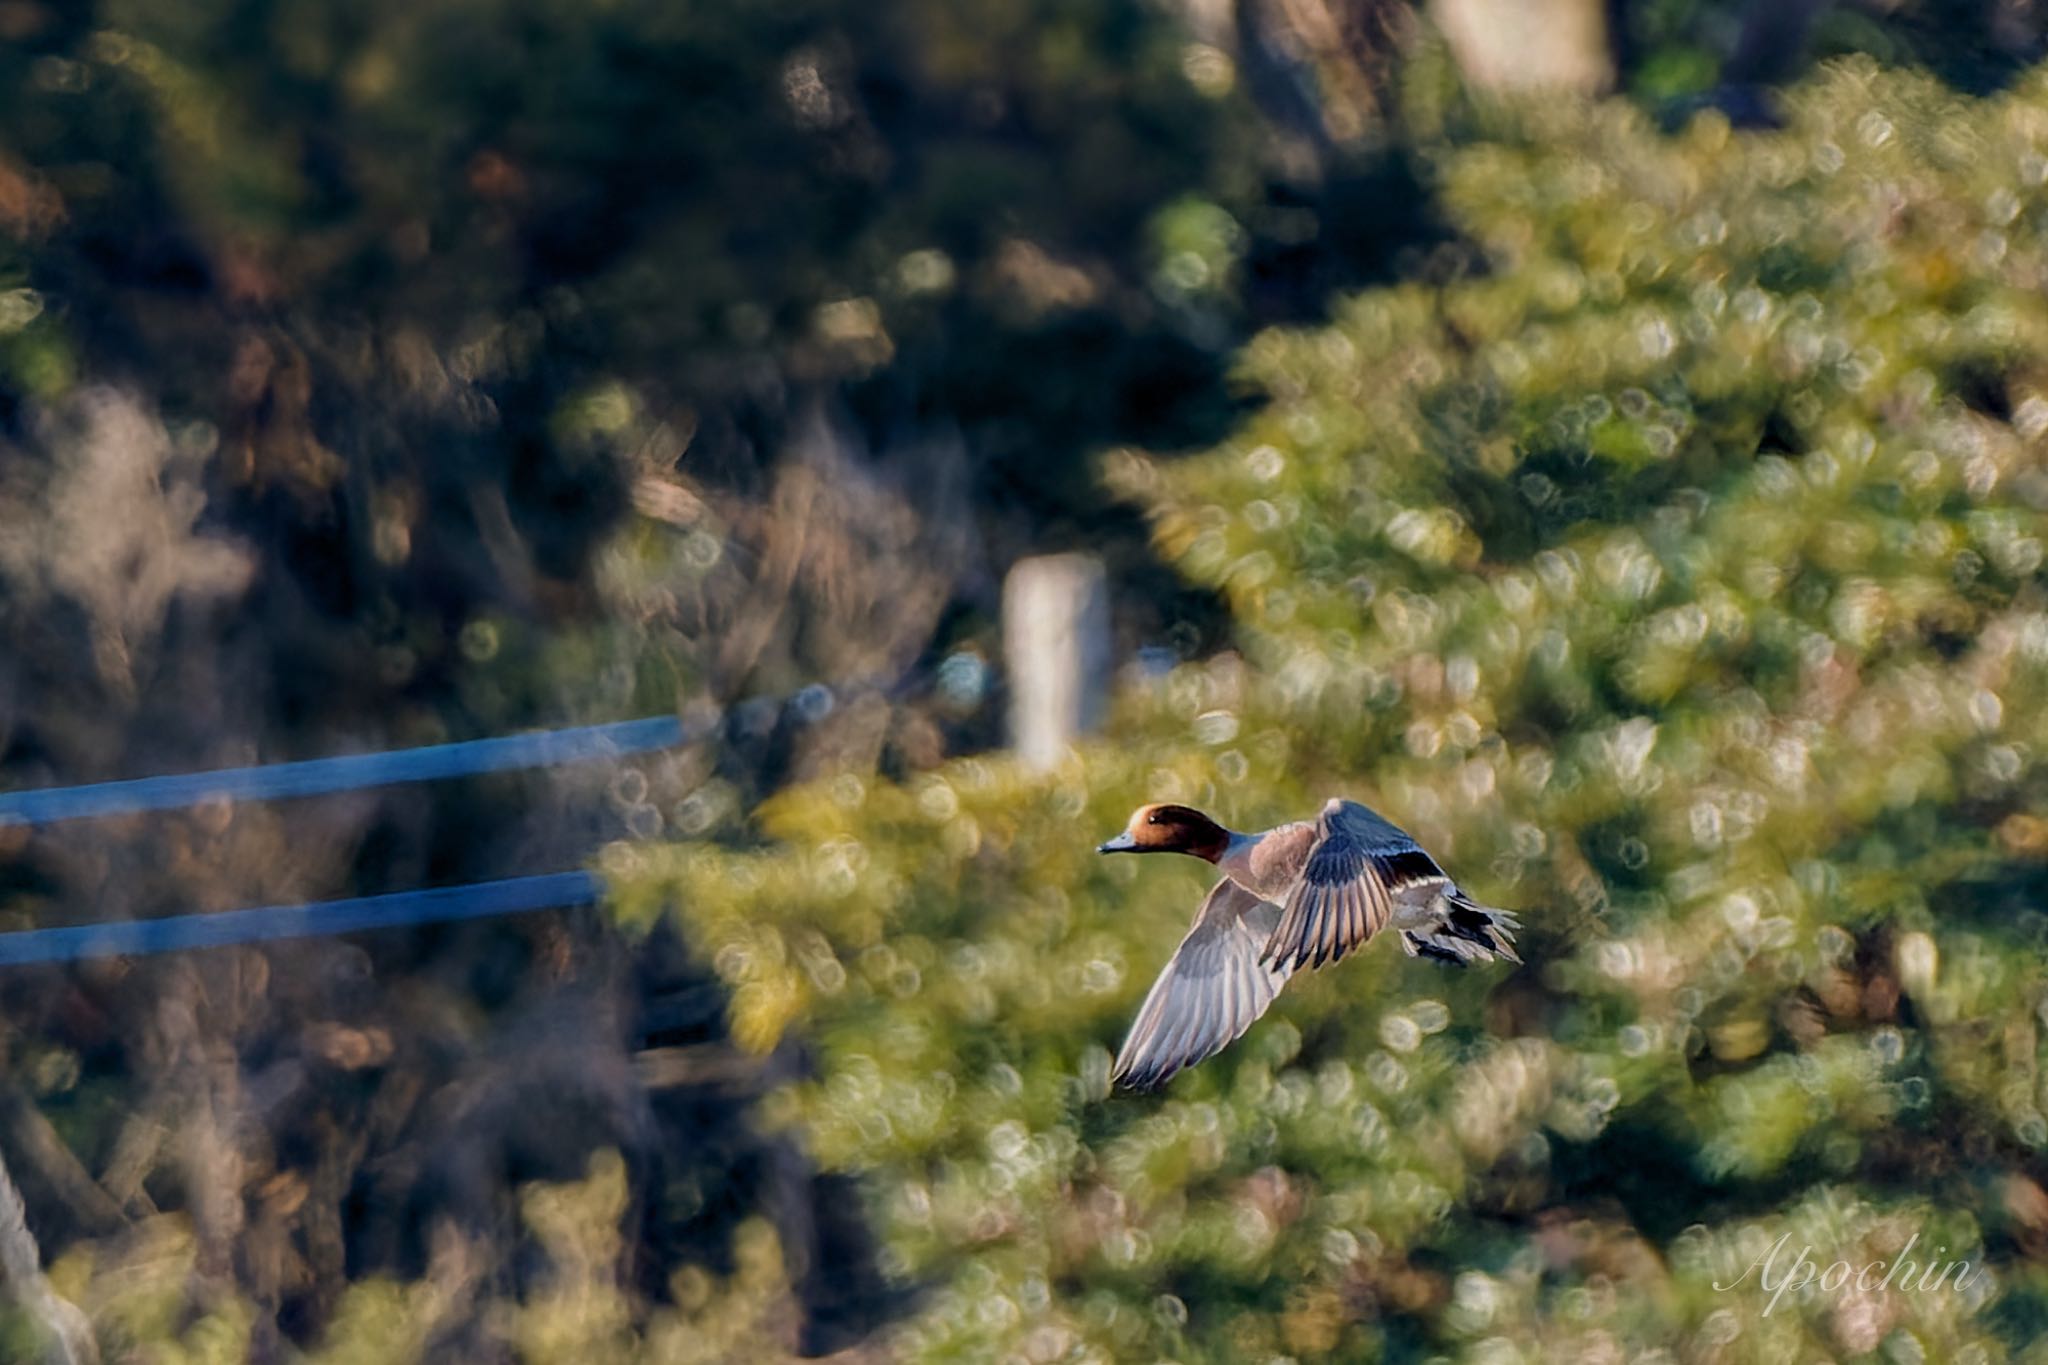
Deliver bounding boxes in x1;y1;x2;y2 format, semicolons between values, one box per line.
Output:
1714;1231;1980;1316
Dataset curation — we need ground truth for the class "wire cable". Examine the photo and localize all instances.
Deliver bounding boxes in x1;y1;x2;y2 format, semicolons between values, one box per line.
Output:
0;715;687;828
0;871;604;966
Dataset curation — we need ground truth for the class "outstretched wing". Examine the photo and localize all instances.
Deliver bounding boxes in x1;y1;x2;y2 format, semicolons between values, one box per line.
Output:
1260;799;1452;974
1112;879;1291;1090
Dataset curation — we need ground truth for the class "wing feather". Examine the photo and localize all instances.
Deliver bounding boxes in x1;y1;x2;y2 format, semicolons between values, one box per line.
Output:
1112;880;1292;1090
1261;799;1445;974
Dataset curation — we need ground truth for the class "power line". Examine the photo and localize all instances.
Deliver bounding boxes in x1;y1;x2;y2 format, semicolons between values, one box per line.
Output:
0;872;603;966
0;715;687;828
0;712;694;965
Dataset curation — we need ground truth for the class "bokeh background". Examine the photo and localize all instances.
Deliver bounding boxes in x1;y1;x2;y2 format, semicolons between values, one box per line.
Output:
5;1;2048;1361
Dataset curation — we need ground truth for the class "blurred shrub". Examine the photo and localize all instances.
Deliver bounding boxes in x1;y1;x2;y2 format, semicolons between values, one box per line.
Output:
621;60;2048;1361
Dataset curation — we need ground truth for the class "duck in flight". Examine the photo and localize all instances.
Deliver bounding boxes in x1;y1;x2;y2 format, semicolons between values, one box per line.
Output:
1097;798;1520;1089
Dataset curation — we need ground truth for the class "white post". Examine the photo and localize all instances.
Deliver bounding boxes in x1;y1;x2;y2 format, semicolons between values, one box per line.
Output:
1429;0;1613;96
1004;554;1111;770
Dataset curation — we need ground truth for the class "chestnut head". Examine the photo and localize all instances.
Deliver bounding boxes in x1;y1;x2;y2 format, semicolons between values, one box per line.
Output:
1097;803;1230;863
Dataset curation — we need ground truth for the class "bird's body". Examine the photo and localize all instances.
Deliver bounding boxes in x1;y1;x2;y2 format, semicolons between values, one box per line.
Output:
1098;798;1519;1089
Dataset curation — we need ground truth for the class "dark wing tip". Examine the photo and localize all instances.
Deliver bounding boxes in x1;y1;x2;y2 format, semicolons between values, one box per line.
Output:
1112;1041;1187;1092
1111;1065;1162;1093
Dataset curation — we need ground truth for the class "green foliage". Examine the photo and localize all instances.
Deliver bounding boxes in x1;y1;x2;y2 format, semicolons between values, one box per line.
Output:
627;61;2048;1361
1616;0;2042;103
12;0;2048;1355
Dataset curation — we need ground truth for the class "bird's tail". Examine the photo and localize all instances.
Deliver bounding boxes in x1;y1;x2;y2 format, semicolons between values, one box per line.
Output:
1400;898;1520;966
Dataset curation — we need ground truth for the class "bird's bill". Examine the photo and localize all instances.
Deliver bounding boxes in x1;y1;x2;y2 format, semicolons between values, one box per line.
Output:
1097;832;1138;854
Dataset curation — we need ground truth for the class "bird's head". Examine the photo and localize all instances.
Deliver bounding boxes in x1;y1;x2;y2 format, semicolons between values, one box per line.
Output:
1097;803;1230;863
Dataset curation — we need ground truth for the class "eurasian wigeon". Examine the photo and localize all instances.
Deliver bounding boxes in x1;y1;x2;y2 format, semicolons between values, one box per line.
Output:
1097;797;1520;1088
